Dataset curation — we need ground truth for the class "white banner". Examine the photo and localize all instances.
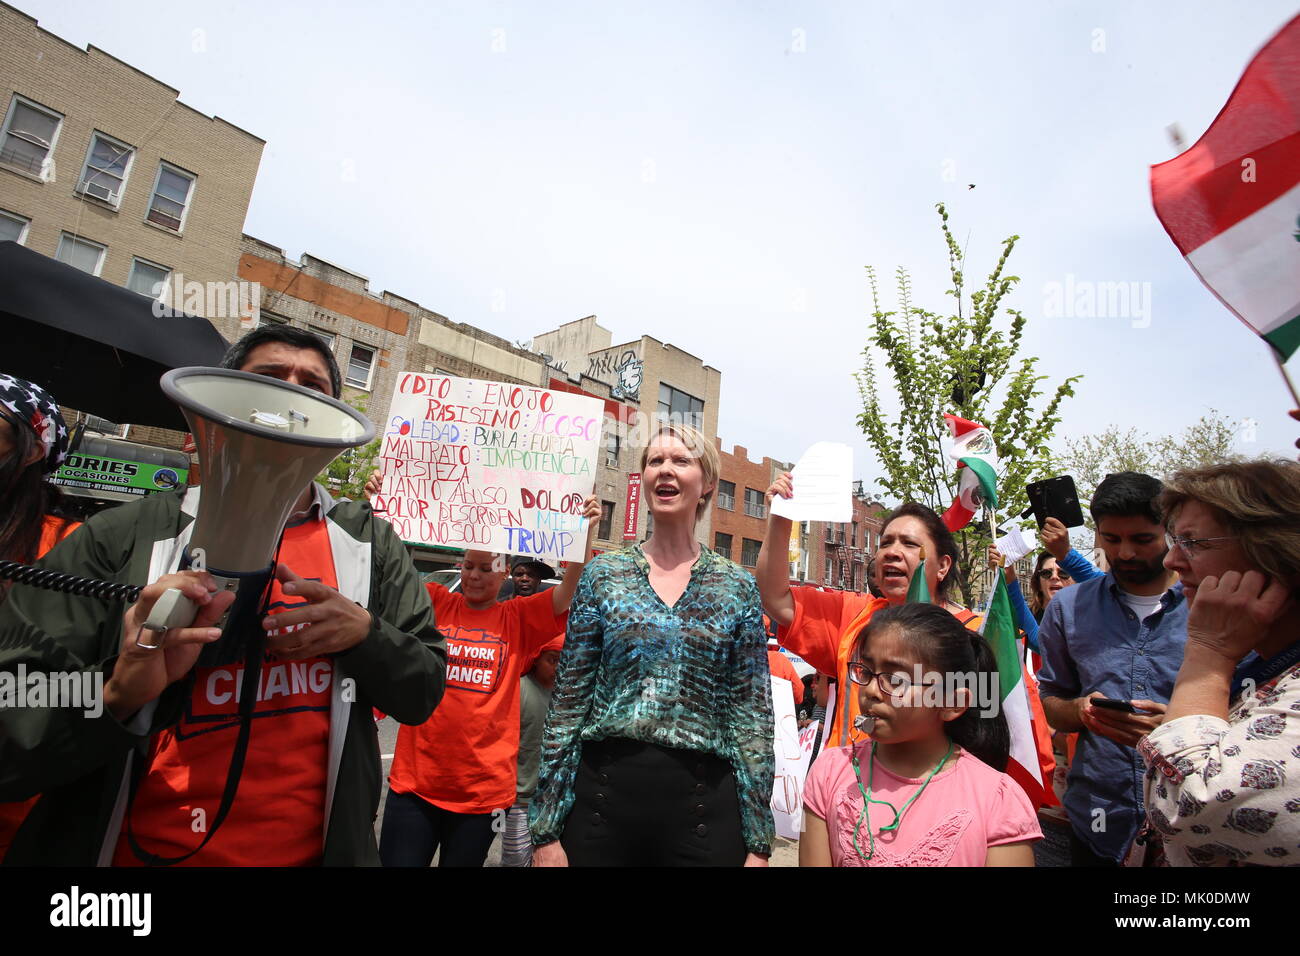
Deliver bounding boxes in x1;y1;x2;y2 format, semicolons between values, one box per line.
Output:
770;675;818;841
373;373;602;562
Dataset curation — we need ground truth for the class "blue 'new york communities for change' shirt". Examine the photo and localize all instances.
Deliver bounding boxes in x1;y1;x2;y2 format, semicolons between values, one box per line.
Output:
1037;572;1188;862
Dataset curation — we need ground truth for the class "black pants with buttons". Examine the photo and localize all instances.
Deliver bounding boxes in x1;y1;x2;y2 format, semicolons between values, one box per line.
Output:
560;737;748;866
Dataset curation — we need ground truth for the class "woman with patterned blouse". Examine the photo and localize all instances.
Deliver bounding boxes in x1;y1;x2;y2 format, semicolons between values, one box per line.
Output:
1139;459;1300;866
530;423;775;866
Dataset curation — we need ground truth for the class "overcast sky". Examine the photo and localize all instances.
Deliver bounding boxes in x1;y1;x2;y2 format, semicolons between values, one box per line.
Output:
22;0;1300;494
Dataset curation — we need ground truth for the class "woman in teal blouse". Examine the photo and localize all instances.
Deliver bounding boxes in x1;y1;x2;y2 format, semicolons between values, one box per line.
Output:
530;423;774;866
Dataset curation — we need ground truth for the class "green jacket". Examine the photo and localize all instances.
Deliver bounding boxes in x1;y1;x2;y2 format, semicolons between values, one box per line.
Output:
0;484;445;866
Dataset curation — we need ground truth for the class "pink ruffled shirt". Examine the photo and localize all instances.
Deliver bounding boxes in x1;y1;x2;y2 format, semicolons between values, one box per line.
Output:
803;742;1042;866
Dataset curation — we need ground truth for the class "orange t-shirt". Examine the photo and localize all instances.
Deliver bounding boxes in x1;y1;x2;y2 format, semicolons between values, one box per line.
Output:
0;514;83;862
767;649;803;715
387;585;567;814
778;589;986;750
113;519;336;866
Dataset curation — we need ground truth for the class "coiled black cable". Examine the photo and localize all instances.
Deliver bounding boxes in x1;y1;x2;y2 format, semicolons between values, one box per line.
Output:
0;561;142;604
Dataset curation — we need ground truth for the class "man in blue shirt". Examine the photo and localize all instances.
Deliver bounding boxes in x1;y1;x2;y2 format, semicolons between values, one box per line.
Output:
1038;472;1188;866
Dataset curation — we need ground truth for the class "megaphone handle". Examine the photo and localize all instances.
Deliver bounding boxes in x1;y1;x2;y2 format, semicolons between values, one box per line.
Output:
143;587;198;633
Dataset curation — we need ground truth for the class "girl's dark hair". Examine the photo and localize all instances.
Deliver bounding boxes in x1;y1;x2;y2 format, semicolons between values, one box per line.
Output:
881;502;962;601
853;602;1010;771
0;411;71;567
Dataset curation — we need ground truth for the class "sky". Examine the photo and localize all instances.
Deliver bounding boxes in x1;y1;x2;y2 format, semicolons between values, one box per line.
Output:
19;0;1300;496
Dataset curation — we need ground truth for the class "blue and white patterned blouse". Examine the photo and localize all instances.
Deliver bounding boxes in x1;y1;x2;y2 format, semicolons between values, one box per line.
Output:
528;544;776;855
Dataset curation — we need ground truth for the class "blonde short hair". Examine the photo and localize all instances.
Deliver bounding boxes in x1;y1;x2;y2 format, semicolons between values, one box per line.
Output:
639;422;720;518
1159;458;1300;585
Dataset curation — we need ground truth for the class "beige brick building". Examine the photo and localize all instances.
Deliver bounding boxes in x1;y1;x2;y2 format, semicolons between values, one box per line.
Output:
237;234;551;436
0;2;265;448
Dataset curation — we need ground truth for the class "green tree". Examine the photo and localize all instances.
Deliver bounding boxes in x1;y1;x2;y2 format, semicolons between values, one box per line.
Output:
855;203;1082;606
1056;409;1242;532
316;396;382;500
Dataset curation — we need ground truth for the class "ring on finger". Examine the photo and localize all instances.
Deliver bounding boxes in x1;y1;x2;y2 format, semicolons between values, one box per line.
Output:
135;623;165;651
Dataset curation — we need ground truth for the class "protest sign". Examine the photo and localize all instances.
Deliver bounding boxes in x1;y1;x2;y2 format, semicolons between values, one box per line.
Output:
771;675;817;840
372;372;602;563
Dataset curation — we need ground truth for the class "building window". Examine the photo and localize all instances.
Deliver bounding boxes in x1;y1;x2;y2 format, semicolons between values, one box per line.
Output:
0;210;30;244
743;487;766;519
310;327;336;351
741;538;761;568
55;233;106;276
824;560;832;585
657;383;704;428
0;96;62;179
257;311;289;327
78;132;134;206
604;429;621;467
852;522;859;548
714;532;732;559
146;162;195;231
598;500;614;540
345;342;375;389
717;480;736;511
127;257;170;300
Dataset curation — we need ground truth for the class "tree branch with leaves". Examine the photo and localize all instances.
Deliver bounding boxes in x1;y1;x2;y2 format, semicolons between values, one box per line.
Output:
855;203;1083;606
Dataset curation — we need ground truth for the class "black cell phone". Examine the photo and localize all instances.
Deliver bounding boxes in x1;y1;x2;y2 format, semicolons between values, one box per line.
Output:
1024;475;1085;529
1090;697;1140;714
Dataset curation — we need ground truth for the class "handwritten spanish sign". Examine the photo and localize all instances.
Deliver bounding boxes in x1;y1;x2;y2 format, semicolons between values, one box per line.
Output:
373;373;602;562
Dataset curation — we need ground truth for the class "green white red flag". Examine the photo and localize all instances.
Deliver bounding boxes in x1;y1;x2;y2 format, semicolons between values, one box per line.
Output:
941;414;999;532
1150;14;1300;360
983;573;1058;810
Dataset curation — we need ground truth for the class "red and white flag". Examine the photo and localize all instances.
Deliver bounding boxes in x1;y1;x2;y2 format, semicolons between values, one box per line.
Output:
1151;14;1300;360
941;414;999;532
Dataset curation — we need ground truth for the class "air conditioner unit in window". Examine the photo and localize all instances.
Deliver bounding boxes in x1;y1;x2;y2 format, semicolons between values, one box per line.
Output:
82;180;117;203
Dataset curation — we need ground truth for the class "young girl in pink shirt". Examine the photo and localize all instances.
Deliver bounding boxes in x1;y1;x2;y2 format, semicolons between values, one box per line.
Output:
800;602;1041;866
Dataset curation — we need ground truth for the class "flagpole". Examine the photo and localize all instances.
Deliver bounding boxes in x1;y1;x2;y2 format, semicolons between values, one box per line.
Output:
980;504;997;637
1272;349;1300;408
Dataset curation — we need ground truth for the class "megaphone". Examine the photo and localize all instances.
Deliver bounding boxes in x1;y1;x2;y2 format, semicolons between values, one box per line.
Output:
144;367;376;665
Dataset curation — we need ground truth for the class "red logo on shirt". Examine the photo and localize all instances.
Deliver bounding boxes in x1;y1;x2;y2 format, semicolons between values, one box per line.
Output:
445;628;507;695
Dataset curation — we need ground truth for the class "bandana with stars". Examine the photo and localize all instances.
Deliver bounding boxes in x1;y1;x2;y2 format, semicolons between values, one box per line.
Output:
0;373;69;474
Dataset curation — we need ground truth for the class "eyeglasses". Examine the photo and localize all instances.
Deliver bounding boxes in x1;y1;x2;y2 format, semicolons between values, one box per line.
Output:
1035;568;1072;581
1164;531;1237;556
846;661;928;701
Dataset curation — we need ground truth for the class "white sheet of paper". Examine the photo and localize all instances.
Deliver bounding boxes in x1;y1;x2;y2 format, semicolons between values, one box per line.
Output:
996;526;1038;563
769;442;853;523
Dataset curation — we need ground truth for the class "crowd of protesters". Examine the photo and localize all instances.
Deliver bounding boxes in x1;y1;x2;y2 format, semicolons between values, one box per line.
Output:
0;329;1298;868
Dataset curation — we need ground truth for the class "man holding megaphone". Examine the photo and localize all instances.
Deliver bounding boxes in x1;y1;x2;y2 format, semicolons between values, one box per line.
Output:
0;325;447;867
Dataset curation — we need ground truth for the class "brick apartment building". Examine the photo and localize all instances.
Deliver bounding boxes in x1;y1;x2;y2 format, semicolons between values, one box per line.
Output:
0;1;264;451
810;483;888;593
710;440;791;573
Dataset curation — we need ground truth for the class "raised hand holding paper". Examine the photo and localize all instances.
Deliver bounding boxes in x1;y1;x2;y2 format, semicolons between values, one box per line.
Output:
995;527;1038;564
769;442;853;523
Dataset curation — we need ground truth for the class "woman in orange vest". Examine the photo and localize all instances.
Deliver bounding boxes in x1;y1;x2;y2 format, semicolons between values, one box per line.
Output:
0;373;80;860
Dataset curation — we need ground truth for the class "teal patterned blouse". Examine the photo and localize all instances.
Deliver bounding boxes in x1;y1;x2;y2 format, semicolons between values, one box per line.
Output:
528;544;776;856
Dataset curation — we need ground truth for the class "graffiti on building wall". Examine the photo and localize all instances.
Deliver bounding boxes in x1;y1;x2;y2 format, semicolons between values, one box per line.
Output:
587;347;643;402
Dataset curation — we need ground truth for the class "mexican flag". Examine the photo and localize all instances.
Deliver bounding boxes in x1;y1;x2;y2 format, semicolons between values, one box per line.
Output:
1150;14;1300;360
941;414;999;532
983;574;1058;809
